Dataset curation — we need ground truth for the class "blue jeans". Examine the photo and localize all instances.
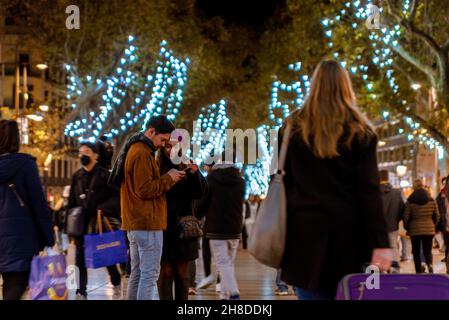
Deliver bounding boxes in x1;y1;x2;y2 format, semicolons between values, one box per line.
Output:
293;287;334;300
127;231;163;300
275;269;288;291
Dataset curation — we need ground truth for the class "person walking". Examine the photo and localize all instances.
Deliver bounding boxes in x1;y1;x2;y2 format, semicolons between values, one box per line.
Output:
195;162;220;291
436;177;449;271
0;120;54;300
110;115;185;300
403;179;440;273
379;170;405;273
156;140;206;300
195;152;246;300
68;142;122;299
279;60;391;300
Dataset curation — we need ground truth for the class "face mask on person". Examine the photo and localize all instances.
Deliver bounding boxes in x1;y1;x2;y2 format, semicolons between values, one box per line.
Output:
81;155;91;167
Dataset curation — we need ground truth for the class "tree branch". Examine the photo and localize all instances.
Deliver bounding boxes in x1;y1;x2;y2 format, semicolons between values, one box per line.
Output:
409;0;419;21
388;102;449;150
442;40;449;53
385;0;440;54
391;42;437;88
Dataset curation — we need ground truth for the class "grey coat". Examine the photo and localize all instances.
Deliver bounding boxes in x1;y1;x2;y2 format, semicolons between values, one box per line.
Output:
380;183;405;232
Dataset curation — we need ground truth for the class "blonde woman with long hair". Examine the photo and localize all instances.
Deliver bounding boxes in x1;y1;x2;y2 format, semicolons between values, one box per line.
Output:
279;60;392;300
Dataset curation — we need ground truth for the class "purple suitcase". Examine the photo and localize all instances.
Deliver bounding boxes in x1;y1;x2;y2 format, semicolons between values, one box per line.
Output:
336;273;449;300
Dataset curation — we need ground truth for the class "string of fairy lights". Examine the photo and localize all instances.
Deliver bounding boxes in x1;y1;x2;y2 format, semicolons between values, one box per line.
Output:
321;0;444;157
245;62;312;196
63;2;444;198
64;36;189;142
187;100;230;166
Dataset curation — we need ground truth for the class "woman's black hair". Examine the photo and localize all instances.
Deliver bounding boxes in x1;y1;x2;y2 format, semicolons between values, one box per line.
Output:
80;142;98;154
0;120;20;154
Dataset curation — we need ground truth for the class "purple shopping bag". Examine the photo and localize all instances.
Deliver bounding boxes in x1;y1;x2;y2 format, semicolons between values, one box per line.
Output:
84;230;128;269
84;211;128;269
28;254;68;300
336;273;449;300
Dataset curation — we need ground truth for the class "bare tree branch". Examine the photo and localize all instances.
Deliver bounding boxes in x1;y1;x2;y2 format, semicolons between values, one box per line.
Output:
391;42;437;88
442;40;449;53
409;0;419;21
386;0;440;54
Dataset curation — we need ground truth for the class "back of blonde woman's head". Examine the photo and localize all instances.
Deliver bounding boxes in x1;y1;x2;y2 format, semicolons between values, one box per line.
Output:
291;60;374;158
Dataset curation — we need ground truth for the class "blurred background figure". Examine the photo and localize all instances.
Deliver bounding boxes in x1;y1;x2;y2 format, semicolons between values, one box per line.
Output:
97;136;114;170
437;176;449;272
51;185;71;252
403;179;439;273
379;170;405;273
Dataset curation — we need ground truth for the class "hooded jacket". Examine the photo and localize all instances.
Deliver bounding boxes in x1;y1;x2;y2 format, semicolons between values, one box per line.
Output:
0;153;54;272
379;183;405;232
403;188;439;236
194;165;245;239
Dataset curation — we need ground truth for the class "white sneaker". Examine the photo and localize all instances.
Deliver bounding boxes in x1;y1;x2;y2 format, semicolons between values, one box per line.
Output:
75;293;87;300
112;285;122;300
215;283;221;292
197;275;214;289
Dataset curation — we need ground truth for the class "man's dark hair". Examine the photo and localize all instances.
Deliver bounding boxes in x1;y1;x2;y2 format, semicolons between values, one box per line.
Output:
0;120;20;154
80;142;99;154
146;115;175;134
442;177;447;184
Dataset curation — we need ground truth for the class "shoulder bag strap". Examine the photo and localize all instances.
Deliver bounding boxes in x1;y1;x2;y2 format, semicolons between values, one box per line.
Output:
79;170;99;209
8;182;29;211
277;121;292;174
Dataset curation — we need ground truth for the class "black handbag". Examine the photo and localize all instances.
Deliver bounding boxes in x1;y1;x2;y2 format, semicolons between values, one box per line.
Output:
66;206;87;237
66;173;98;237
176;215;203;240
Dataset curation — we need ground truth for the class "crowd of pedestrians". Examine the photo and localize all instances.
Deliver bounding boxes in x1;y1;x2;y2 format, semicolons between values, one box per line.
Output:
2;60;449;301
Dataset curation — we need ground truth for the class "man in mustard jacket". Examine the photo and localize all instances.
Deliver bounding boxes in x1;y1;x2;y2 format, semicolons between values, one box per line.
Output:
111;115;185;300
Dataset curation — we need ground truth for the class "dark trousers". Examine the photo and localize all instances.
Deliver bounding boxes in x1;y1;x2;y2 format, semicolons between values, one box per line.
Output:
411;235;434;273
242;225;248;250
1;272;30;300
201;237;220;283
188;260;196;288
157;260;189;300
202;237;212;277
75;236;121;295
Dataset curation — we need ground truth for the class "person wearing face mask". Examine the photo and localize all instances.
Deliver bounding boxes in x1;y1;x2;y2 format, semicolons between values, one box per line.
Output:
68;142;122;300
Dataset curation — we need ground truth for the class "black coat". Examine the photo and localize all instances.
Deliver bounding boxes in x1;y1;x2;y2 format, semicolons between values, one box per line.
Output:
68;164;120;233
280;129;389;294
161;164;207;262
0;153;54;272
195;165;246;239
380;183;405;232
436;191;447;232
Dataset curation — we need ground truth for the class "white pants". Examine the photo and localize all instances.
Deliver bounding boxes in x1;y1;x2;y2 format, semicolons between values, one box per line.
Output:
210;239;240;299
388;231;400;263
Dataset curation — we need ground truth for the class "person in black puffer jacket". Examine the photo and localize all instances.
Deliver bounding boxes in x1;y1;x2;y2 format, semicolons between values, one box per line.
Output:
194;153;246;300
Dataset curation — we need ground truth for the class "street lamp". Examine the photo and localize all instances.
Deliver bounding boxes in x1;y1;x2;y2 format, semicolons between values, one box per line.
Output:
36;63;48;70
396;164;407;177
411;83;421;91
26;114;44;122
39;105;49;112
